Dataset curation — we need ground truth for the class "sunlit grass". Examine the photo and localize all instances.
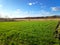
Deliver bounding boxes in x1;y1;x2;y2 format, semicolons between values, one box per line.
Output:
0;20;59;45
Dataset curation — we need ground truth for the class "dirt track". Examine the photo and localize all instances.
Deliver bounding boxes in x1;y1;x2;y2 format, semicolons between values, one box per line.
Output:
15;18;60;21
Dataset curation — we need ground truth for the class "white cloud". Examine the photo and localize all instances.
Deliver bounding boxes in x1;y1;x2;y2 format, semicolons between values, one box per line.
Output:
0;11;11;18
51;7;60;11
0;9;29;18
35;10;52;17
28;2;37;6
0;9;28;18
51;7;57;11
27;10;52;17
28;3;33;6
0;9;52;18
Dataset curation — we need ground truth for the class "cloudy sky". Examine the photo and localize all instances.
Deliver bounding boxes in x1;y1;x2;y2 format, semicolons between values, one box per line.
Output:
0;0;60;18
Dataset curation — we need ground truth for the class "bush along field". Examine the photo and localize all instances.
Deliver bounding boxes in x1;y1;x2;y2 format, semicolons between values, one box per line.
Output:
0;21;59;45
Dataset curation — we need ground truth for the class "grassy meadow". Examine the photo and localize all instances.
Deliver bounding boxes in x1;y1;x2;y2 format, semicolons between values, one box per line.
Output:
0;20;59;45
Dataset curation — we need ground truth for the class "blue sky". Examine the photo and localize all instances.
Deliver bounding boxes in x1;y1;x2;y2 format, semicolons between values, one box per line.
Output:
0;0;60;18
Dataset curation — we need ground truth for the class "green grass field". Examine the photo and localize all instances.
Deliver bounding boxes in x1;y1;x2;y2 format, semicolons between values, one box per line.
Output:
0;20;59;45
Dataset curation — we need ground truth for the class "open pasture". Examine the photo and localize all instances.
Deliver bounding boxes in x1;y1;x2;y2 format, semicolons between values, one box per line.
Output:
0;20;59;45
